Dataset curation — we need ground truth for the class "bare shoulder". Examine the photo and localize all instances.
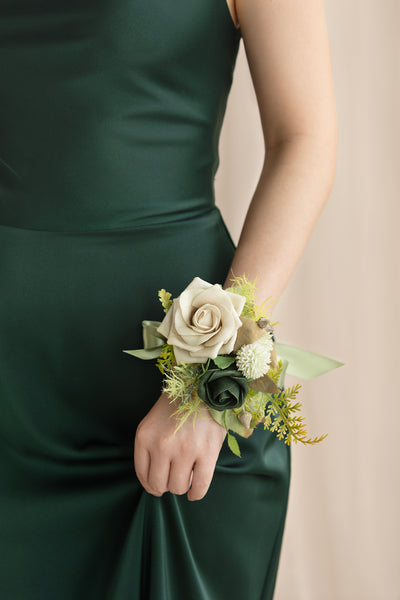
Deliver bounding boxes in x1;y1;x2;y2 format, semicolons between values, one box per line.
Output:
235;0;337;150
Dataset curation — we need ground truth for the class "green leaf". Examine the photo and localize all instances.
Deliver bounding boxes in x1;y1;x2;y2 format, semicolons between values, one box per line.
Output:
208;408;226;428
212;355;236;369
208;408;250;438
227;432;241;458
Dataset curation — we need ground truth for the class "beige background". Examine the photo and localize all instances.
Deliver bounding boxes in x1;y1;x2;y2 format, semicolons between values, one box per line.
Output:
215;2;400;599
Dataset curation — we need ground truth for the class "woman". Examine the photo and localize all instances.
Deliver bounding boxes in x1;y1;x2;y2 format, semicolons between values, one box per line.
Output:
0;0;337;598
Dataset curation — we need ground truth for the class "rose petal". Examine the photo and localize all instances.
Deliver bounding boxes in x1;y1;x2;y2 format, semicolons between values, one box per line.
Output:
189;343;221;360
174;316;221;346
170;321;218;353
177;278;212;322
174;345;208;364
191;284;229;309
187;276;213;291
176;331;218;346
192;304;221;332
173;305;196;334
163;277;246;365
176;290;197;326
225;290;246;316
173;305;222;346
218;335;236;355
156;302;175;338
202;304;235;347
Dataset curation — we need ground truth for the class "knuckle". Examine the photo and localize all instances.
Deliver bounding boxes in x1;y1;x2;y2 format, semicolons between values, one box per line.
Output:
207;432;225;451
135;423;149;443
156;434;172;452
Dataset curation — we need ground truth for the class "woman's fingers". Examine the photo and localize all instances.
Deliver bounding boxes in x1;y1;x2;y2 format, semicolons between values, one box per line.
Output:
133;393;225;500
146;449;171;496
134;424;170;496
167;457;194;495
133;435;150;491
187;456;217;502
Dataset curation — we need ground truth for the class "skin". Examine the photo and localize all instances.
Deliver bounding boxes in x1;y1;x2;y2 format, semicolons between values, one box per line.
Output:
134;0;338;502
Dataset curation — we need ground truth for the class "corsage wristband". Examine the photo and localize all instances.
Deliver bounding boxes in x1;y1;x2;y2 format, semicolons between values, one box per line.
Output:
123;274;344;457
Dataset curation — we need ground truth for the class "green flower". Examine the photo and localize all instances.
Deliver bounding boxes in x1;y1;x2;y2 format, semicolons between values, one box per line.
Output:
197;364;249;411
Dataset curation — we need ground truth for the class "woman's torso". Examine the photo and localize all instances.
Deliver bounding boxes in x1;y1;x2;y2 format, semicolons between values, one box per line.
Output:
0;0;241;232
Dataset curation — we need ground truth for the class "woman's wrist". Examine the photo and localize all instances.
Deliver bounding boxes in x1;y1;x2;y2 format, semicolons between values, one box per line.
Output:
222;270;278;318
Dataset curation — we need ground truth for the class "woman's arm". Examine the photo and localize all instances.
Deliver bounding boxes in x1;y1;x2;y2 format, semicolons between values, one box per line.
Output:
224;0;337;312
134;0;337;502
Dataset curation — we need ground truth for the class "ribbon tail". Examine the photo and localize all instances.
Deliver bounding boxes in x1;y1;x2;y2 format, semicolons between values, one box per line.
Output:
122;348;163;360
122;320;166;360
274;341;345;380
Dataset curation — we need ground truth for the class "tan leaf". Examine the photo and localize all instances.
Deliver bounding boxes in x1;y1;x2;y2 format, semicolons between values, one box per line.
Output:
233;316;268;350
248;372;281;395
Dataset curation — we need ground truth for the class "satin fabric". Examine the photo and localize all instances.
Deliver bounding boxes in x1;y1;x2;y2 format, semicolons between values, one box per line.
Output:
0;1;291;598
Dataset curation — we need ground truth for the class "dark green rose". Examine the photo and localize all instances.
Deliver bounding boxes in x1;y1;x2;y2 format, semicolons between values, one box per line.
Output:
197;365;248;411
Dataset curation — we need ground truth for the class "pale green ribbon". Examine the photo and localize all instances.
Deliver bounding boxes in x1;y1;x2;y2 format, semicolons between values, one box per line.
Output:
123;320;344;381
123;320;167;360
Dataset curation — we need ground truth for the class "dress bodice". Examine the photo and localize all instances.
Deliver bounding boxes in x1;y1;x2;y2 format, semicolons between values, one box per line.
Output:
0;0;242;232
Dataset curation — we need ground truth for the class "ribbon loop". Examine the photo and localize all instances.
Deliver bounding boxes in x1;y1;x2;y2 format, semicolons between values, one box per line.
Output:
122;320;166;360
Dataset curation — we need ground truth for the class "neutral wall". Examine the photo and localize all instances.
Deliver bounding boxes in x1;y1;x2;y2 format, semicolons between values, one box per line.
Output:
215;2;400;598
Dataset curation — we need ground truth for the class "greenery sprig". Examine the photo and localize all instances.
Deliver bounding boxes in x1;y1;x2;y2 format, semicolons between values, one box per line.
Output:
154;273;327;457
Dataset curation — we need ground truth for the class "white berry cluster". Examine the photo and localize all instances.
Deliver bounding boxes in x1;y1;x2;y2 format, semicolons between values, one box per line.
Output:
235;333;274;380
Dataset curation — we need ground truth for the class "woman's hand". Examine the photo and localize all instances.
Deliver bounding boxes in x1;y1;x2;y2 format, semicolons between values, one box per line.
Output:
134;391;227;501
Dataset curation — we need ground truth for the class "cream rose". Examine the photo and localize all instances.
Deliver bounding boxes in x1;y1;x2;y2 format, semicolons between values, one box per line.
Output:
156;276;245;364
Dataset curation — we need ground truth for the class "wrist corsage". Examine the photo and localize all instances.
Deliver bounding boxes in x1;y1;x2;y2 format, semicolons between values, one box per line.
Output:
123;274;344;457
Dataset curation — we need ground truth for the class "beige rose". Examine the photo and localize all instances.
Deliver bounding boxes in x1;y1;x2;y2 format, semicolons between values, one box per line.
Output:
156;276;245;364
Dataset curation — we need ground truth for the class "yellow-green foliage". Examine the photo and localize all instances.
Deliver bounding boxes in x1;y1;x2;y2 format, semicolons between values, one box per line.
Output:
267;358;284;385
170;389;206;434
225;271;280;328
264;385;328;445
162;362;201;404
156;341;206;432
155;343;175;375
158;288;173;313
225;357;327;447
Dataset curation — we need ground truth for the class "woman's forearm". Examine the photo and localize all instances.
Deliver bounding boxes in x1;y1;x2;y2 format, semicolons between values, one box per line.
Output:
223;135;337;315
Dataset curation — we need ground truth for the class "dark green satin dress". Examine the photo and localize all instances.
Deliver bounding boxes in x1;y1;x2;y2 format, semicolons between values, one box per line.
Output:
0;1;291;598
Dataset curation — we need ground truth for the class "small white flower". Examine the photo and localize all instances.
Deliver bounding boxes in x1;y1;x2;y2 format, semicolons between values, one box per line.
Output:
235;333;274;379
